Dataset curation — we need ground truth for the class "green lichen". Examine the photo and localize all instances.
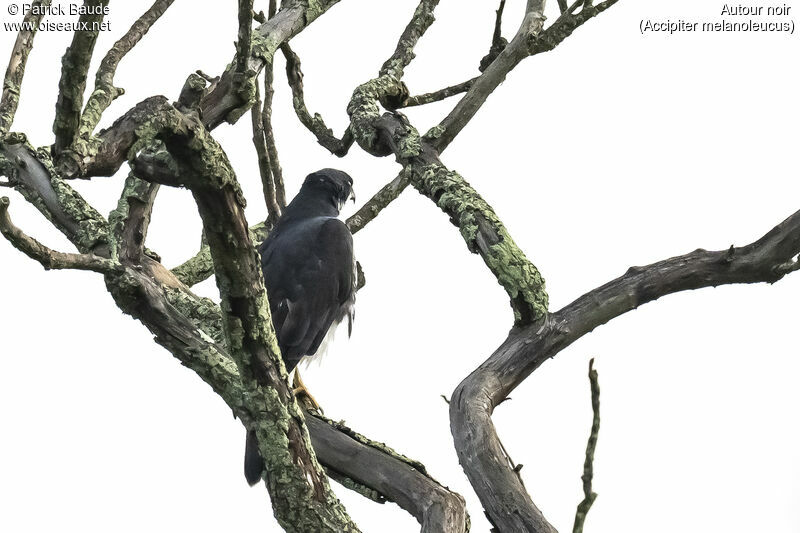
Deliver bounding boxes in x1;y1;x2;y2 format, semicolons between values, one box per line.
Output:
424;123;446;140
347;75;410;156
411;164;548;324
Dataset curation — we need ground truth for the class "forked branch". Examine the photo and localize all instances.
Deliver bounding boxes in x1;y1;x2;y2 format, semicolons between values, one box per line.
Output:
450;208;800;532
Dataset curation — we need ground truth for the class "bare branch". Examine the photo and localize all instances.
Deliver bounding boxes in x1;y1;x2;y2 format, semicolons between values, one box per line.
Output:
170;222;269;287
0;136;111;253
308;415;469;533
261;59;286;208
573;358;600;533
200;0;343;128
347;100;548;322
109;172;160;264
102;255;465;532
403;78;476;108
0;0;51;136
493;0;507;45
346;172;409;234
558;0;569;13
478;0;509;72
428;0;620;152
451;208;800;533
281;44;353;156
0;196;117;273
251;81;282;224
52;0;110;155
78;0;176;140
380;0;441;80
236;0;255;76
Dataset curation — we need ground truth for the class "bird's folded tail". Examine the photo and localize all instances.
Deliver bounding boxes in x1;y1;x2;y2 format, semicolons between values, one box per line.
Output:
244;430;265;486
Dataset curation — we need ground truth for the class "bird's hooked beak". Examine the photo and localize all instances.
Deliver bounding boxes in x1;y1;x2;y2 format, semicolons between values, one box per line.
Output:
349;189;356;204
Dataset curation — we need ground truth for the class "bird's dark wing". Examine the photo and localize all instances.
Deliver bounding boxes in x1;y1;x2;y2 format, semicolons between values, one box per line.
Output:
259;216;355;371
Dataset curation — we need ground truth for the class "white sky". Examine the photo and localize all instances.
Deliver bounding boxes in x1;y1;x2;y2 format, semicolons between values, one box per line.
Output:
0;1;798;532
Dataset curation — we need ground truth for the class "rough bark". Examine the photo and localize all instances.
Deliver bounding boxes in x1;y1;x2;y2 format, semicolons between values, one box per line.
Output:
0;0;51;135
52;0;110;155
450;209;800;533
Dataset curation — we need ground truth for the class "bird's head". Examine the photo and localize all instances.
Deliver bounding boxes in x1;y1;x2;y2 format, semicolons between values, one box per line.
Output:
302;168;355;212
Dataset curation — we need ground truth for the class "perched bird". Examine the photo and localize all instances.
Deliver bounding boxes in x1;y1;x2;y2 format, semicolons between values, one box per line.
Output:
244;168;357;486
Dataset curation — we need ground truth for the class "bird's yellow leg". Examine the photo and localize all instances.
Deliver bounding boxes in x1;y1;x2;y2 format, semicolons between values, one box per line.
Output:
292;369;322;412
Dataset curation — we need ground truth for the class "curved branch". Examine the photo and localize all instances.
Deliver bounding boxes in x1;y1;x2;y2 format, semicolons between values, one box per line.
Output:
0;0;51;135
281;44;353;156
451;208;800;532
0;196;117;273
77;0;176;140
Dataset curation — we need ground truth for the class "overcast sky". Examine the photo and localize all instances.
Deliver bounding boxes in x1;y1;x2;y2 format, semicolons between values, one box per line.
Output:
1;1;798;532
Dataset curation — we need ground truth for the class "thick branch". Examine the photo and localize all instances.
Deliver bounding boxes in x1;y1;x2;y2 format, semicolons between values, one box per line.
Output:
0;0;51;135
103;255;466;533
0;136;110;254
109;171;160;264
347;95;548;322
52;0;110;155
170;222;269;287
78;0;175;140
131;106;358;532
0;196;117;273
450;208;800;533
308;416;469;533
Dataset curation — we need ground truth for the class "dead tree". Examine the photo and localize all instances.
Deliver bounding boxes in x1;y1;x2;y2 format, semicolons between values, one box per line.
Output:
1;1;798;532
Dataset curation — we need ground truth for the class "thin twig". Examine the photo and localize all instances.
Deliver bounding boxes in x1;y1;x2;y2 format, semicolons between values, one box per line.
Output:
493;0;507;46
573;358;601;533
346;173;409;234
262;59;286;208
0;197;118;273
0;0;51;136
251;81;282;223
428;0;619;152
404;78;476;107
